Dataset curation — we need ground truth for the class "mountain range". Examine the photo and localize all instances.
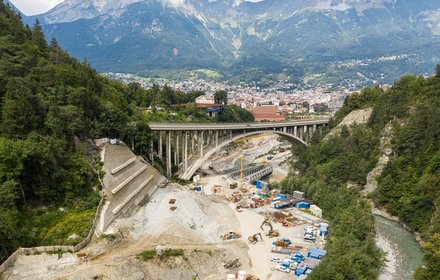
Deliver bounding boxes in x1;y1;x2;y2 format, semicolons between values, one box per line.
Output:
14;0;440;85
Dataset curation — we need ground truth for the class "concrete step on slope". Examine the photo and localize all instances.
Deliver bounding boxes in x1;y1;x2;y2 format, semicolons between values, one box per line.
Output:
111;165;147;195
112;175;154;215
110;157;136;175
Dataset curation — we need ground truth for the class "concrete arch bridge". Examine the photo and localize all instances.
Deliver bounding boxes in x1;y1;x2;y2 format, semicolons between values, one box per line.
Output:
147;119;329;180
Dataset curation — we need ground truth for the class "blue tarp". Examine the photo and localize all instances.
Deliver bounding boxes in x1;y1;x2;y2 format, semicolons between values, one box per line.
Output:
275;193;287;200
295;201;310;209
256;181;262;189
308;248;327;259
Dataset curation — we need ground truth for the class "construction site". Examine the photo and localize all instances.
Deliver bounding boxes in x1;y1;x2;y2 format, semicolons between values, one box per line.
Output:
2;134;328;280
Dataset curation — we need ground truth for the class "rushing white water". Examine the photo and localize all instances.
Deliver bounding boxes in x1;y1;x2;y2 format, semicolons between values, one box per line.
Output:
375;215;423;280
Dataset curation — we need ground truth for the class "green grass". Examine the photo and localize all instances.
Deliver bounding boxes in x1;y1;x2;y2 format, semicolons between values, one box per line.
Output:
138;249;157;261
20;193;100;247
138;248;185;261
39;209;96;245
163;248;184;257
102;234;117;241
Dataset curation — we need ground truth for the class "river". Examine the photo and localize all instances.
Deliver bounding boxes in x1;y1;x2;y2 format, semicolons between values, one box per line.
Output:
375;215;423;280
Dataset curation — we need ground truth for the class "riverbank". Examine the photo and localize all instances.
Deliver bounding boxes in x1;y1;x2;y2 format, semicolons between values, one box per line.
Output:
375;215;423;280
370;202;423;280
372;205;423;244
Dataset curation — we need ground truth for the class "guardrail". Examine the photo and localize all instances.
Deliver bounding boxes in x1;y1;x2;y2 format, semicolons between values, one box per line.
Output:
148;119;330;130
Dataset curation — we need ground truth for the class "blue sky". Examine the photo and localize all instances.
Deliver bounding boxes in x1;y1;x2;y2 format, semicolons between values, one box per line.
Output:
9;0;266;16
9;0;64;16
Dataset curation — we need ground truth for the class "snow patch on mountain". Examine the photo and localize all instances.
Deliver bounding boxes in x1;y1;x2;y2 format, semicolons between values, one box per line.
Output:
419;9;440;35
315;0;396;11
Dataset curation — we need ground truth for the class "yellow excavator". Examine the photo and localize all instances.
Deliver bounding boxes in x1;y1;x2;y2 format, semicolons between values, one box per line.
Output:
248;233;263;244
260;213;279;237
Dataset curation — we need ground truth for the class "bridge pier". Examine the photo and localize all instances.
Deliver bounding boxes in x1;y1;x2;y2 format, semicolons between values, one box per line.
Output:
148;119;329;178
158;131;163;162
150;137;154;164
184;131;188;172
174;132;179;167
199;131;204;158
191;131;196;155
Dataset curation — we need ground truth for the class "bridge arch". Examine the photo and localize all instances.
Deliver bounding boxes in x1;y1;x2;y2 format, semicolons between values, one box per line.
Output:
180;130;307;180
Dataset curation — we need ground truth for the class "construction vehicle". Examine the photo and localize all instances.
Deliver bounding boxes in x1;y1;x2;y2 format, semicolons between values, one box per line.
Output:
224;258;241;269
272;238;292;247
260;213;280;237
248;233;263;244
220;230;241;240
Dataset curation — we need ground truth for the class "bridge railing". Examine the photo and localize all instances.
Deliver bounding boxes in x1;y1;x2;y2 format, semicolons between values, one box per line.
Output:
147;119;329;130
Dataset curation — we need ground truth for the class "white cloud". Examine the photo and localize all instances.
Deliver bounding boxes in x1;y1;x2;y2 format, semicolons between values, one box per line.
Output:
9;0;65;16
162;0;186;8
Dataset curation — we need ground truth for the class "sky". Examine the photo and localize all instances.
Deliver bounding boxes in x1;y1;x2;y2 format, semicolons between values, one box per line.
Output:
8;0;266;16
9;0;65;16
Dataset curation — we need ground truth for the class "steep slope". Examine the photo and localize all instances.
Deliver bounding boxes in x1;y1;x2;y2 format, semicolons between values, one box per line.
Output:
23;0;440;84
0;0;142;262
281;68;440;279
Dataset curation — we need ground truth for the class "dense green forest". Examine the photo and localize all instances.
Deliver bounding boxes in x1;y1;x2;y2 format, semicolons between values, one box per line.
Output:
278;124;383;279
0;2;253;262
279;71;440;279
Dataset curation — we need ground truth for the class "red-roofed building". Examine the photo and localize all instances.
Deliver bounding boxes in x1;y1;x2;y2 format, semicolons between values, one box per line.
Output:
251;106;286;122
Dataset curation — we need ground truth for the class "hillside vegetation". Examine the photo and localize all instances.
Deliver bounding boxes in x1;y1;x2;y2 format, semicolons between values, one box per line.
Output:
280;71;440;279
0;2;256;262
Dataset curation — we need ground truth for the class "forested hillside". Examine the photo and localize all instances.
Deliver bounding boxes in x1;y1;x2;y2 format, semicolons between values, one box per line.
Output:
280;69;440;279
0;1;255;262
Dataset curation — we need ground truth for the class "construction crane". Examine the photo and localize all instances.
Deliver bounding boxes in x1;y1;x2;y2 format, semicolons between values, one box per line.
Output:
239;155;247;192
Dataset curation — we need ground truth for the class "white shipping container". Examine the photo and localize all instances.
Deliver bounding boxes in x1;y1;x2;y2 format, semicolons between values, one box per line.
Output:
310;204;322;218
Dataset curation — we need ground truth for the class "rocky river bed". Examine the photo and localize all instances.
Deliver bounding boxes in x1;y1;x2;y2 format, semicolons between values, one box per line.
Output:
375;215;423;280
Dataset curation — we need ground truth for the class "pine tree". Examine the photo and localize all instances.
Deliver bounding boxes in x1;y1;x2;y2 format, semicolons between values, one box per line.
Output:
49;37;64;64
31;19;47;52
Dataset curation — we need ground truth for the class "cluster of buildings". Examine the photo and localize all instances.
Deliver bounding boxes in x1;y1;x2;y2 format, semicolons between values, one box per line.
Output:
103;72;352;120
194;88;349;121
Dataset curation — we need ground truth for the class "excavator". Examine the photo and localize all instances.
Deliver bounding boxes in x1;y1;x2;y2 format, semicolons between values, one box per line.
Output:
260;213;280;237
248;233;263;244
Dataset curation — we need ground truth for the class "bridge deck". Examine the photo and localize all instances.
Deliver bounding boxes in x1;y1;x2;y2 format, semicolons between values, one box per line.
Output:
148;119;329;131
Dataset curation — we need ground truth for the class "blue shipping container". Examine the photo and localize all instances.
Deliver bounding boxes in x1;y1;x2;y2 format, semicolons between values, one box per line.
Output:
295;202;311;209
